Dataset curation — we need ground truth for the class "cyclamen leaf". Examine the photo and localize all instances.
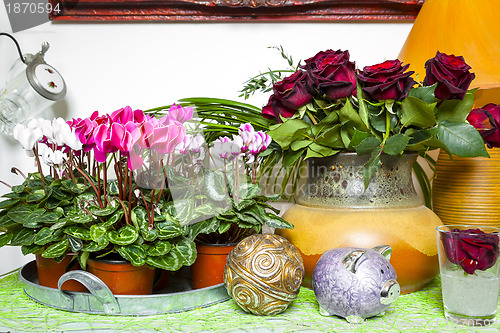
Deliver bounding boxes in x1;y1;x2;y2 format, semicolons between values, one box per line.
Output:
146;241;171;257
265;213;294;230
64;225;92;240
107;225;139;246
146;251;182;271
90;225;107;243
218;221;232;234
156;220;184;240
0;198;20;210
117;244;145;266
67;235;83;252
171;238;197;266
188;217;219;240
10;228;36;246
21;244;44;255
7;205;34;223
26;189;46;203
0;233;13;247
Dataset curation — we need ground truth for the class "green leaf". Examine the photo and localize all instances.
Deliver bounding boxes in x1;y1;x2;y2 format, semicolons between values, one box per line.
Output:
282;148;305;169
10;227;35;246
90;224;107;244
61;179;87;194
107;225;139;245
400;96;437;128
435;121;489;157
0;213;16;228
21;243;44;255
45;197;71;210
64;225;92;240
82;241;108;252
23;209;46;228
146;241;171;256
218;221;232;234
408;84;436;103
35;227;60;246
50;218;69;231
107;180;120;196
41;238;69;258
0;233;13;247
146;250;183;271
141;228;159;242
7;205;34;223
339;98;368;131
239;183;261;199
188;217;219;240
131;206;148;232
0;198;20;210
290;139;312;151
314;124;343;148
66;211;93;224
436;89;477;123
67;235;83;252
311;110;340;137
26;189;47;203
11;185;25;194
89;202;118;217
306;142;338;158
156;220;184;240
357;82;371;129
268;119;310;149
362;151;382;190
355;136;382;155
193;203;215;216
117;244;146;266
202;170;227;202
171;199;195;226
171;238;197;266
349;129;372;149
265;213;294;230
101;210;123;228
35;211;63;224
383;134;410;156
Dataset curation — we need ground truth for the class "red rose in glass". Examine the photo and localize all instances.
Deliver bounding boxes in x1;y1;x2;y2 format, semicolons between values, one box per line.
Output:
423;51;475;101
357;59;416;101
442;228;499;274
467;103;500;148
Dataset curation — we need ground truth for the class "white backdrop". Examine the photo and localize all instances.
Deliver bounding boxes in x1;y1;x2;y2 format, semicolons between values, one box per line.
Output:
0;1;413;275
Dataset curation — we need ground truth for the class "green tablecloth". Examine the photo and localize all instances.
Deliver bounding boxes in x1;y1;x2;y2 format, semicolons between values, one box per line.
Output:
0;271;498;332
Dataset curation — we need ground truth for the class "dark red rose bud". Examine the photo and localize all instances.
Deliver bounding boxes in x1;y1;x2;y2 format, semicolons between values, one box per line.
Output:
301;49;357;100
273;70;314;110
467;104;500;148
442;228;499;275
357;59;416;101
423;51;475;100
262;94;297;123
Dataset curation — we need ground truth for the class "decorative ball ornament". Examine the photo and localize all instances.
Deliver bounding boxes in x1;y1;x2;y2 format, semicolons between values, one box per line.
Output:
223;234;304;315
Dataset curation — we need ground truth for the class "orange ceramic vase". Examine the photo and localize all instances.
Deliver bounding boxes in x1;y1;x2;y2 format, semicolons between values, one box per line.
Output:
36;254;87;292
191;243;236;289
432;148;500;227
87;255;156;295
277;153;442;294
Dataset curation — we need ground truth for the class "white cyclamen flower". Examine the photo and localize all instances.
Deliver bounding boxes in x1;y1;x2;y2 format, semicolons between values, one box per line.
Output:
39;143;67;167
12;123;43;153
52;117;82;151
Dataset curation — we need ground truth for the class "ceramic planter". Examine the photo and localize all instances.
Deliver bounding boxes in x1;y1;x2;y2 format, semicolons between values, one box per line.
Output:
87;254;156;295
35;254;87;292
277;152;442;294
191;243;237;289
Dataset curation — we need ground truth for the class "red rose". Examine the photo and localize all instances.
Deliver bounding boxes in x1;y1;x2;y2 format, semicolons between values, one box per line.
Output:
467;104;500;148
356;59;416;101
442;228;499;275
301;49;357;100
262;94;297;122
262;70;314;122
423;51;475;100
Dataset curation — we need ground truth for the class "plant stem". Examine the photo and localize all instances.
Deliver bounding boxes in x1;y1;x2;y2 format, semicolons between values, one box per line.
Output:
32;145;46;193
10;167;26;179
305;109;318;125
72;162;104;209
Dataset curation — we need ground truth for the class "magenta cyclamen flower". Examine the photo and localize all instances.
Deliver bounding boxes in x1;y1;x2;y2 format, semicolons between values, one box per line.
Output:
136;116;186;154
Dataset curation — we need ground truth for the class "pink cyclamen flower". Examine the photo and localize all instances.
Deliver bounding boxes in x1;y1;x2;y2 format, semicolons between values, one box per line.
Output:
169;104;193;123
213;136;241;160
137;115;186;154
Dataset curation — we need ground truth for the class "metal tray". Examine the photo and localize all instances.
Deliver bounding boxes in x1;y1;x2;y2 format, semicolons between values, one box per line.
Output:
19;261;230;316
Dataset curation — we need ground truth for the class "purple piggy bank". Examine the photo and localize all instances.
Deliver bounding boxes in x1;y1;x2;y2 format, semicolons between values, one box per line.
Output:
313;245;400;324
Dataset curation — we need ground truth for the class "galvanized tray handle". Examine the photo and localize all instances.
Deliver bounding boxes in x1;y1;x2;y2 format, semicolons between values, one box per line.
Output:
58;270;121;315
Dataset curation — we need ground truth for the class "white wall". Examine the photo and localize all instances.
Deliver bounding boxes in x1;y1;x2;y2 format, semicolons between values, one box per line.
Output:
0;1;413;275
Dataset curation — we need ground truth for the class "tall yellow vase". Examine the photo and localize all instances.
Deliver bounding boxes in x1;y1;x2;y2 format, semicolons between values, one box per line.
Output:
432;148;500;227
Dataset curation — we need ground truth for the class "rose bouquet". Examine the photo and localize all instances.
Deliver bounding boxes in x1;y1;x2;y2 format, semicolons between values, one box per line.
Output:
0;104;291;274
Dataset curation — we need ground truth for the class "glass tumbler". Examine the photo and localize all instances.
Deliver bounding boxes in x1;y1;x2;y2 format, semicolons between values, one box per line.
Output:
436;225;500;326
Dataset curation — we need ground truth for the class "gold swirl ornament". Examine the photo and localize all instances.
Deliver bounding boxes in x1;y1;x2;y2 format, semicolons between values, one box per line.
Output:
223;234;305;315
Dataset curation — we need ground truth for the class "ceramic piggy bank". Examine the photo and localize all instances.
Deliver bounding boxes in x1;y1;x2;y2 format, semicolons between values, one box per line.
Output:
312;245;400;324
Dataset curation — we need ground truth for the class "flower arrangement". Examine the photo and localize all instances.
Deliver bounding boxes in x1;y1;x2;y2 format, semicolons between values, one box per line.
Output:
258;49;487;189
0;105;291;272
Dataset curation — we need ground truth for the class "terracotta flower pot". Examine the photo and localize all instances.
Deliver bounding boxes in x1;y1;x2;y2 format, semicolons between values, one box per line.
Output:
36;254;87;292
191;243;237;289
87;254;156;295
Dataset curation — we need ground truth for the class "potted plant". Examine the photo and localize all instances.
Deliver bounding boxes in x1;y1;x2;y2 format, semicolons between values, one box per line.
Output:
0;104;293;294
153;48;489;293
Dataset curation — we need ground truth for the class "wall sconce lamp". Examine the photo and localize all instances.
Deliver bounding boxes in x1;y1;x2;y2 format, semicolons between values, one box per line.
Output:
398;0;500;107
0;33;66;135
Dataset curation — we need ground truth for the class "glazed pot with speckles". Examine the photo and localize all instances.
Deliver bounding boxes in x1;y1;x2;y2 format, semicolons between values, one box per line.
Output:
276;152;442;294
